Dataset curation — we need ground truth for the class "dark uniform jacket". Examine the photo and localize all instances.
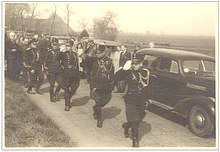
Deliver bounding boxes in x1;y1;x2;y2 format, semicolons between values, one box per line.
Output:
38;38;51;60
5;39;22;62
60;51;79;79
38;38;51;52
114;68;150;105
119;50;132;67
45;48;62;73
24;47;44;71
85;56;114;91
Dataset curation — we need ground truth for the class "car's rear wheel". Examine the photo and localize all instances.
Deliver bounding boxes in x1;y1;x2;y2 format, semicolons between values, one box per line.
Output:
189;106;214;138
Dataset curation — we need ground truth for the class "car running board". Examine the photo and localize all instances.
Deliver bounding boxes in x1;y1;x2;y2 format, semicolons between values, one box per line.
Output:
149;99;174;111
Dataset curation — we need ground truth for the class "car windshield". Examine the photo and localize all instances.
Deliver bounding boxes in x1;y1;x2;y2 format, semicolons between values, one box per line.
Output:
58;39;68;45
183;60;215;76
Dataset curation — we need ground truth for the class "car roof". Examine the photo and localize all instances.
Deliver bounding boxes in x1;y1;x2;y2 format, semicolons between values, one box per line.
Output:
94;39;121;47
51;36;71;39
137;48;215;61
82;38;121;47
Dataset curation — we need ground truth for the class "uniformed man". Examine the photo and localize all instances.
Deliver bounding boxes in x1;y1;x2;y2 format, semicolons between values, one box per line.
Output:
60;40;80;111
38;33;51;61
5;31;22;80
19;38;29;87
132;45;141;59
24;39;44;95
116;45;132;93
113;53;150;147
80;38;96;83
84;43;114;128
44;39;62;102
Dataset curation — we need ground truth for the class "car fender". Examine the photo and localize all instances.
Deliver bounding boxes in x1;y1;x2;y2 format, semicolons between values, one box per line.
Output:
173;97;215;120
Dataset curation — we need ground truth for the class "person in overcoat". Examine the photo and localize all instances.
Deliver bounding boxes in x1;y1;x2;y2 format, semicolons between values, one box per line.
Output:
5;31;22;80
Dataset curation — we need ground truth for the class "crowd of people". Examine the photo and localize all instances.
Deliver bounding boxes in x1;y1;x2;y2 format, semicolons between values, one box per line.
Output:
5;31;150;147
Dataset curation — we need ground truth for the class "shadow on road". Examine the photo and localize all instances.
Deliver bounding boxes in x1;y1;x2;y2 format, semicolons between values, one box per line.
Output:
71;96;90;107
147;105;215;138
102;106;122;120
40;87;49;94
147;104;187;127
126;121;151;141
139;121;152;141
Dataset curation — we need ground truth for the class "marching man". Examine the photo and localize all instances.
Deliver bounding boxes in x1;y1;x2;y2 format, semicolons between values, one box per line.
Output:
83;42;114;128
113;53;150;147
59;40;80;111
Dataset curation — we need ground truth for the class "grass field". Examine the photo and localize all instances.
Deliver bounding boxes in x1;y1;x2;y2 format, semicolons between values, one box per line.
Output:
116;33;215;57
4;79;75;148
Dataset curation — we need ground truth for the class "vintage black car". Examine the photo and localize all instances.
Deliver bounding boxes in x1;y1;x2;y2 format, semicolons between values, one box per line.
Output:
137;48;215;138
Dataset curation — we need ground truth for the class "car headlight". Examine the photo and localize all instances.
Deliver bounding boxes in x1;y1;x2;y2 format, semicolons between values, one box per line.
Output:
209;97;215;102
211;107;215;113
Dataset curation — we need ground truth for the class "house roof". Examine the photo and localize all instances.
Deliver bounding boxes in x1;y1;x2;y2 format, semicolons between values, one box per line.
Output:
38;14;77;36
22;14;77;36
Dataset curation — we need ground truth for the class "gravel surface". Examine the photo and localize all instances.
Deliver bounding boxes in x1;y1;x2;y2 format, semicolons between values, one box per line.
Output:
27;79;216;149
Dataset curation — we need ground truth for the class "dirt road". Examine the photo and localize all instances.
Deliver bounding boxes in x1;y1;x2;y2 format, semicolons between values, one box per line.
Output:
27;79;216;148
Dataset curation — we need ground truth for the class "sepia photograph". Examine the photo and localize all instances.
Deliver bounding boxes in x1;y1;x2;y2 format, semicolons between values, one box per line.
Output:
2;1;218;149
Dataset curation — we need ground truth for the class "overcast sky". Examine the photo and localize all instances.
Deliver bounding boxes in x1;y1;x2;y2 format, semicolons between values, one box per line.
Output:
36;2;217;36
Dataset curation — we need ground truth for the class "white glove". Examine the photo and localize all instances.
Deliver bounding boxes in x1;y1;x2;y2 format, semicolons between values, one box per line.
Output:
123;60;132;70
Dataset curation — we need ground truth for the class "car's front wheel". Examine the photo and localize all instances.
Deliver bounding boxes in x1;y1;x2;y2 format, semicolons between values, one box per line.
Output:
188;106;214;138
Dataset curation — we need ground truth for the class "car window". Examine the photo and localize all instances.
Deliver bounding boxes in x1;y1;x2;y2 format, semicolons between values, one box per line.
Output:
170;61;179;74
156;58;179;74
143;55;158;69
183;60;203;74
144;55;179;74
203;61;215;73
58;39;68;45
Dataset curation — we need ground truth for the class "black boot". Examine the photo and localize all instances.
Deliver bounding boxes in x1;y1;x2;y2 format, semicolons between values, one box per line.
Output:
27;88;35;94
122;126;129;138
96;108;102;128
132;138;139;147
65;92;70;111
122;122;131;138
50;87;55;102
54;92;60;101
132;127;139;147
93;106;97;120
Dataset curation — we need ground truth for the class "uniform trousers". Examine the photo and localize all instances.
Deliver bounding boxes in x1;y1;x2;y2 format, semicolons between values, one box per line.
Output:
91;88;112;121
28;69;44;91
47;71;62;100
62;70;80;108
7;57;22;80
123;95;146;141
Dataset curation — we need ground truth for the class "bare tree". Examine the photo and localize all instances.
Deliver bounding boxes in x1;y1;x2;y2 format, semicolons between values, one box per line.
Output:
49;3;57;36
64;3;74;36
5;3;30;31
78;18;88;30
93;10;118;41
5;3;41;33
29;3;38;19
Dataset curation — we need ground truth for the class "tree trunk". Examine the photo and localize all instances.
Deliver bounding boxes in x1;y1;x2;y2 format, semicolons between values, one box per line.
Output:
67;13;69;36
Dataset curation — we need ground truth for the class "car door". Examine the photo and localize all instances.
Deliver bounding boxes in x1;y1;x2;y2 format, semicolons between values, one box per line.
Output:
144;56;185;107
142;55;160;100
